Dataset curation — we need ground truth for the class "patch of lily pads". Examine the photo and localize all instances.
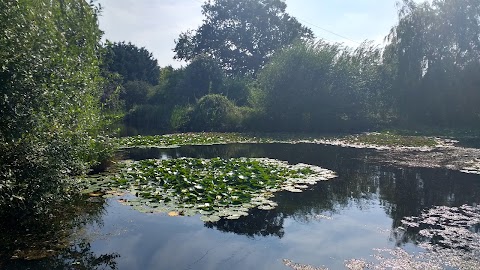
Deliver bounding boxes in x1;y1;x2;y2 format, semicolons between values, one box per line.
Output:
117;132;449;150
83;157;336;221
116;133;268;148
318;132;443;149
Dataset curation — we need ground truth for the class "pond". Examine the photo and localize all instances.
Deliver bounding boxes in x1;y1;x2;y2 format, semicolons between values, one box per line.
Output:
3;143;480;269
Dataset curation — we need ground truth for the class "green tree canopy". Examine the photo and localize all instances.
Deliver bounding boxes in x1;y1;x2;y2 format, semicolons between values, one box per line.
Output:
103;41;160;85
0;0;107;216
174;0;313;75
386;0;480;127
180;55;224;103
253;41;388;132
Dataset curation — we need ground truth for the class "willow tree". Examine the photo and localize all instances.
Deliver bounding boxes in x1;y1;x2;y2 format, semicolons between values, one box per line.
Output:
0;0;106;216
386;0;480;127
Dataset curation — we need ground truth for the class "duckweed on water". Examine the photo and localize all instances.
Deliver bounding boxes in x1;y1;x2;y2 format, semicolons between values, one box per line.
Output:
85;158;336;221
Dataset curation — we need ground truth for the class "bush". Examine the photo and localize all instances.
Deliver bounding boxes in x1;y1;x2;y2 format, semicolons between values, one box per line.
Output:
0;0;107;217
254;41;387;132
170;105;194;131
189;94;241;132
121;80;154;110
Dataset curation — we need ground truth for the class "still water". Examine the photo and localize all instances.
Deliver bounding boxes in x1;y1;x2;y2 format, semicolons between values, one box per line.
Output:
3;143;480;269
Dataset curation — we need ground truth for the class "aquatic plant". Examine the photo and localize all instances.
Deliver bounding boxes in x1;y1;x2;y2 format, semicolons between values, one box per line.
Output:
333;132;439;148
84;157;336;221
117;133;261;148
117;132;445;150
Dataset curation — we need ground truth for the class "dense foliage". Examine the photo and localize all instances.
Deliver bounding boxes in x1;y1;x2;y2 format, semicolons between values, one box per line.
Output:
174;0;313;75
386;0;480;128
103;41;160;85
106;0;480;136
0;0;109;216
252;41;391;132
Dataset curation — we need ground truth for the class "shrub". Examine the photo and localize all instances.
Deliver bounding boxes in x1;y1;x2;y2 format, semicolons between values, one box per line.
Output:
124;105;168;135
170;105;194;131
0;0;107;217
121;80;154;110
190;94;241;132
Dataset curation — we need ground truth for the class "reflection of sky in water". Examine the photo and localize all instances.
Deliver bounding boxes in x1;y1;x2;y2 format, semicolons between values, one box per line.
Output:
80;144;480;269
89;196;420;269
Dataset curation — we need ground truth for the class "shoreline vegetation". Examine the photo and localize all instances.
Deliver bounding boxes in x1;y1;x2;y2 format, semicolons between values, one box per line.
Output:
115;132;480;175
117;132;445;149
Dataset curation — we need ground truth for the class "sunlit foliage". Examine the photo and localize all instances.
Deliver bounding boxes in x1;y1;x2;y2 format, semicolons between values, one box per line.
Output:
0;0;109;216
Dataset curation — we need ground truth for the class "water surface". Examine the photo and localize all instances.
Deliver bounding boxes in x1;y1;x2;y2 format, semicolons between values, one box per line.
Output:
4;143;480;269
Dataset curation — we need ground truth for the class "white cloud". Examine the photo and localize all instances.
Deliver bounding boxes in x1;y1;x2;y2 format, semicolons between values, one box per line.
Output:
98;0;203;67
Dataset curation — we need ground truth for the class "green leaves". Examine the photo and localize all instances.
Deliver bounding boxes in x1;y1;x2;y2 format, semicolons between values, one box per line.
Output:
117;132;258;148
174;0;313;75
0;0;108;217
387;0;480;127
84;157;337;221
102;41;160;85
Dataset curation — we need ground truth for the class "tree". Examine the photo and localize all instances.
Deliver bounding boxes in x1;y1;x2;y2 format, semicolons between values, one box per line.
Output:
121;80;153;110
0;0;107;217
386;0;480;127
103;41;160;85
253;41;387;132
174;0;313;75
180;55;225;103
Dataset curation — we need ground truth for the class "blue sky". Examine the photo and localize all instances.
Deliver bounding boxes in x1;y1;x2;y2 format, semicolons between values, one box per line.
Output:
97;0;408;67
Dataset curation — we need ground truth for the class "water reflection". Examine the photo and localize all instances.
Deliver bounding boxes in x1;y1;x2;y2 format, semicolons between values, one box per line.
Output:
8;143;473;270
0;195;120;269
124;143;480;244
205;208;285;238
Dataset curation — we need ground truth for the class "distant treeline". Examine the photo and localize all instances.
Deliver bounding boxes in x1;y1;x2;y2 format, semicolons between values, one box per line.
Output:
101;0;480;135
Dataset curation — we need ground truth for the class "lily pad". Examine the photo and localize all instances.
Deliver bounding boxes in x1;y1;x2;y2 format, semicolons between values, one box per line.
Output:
82;157;337;221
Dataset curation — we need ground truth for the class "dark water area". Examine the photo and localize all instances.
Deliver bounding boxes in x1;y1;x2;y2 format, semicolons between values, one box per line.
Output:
3;143;480;269
455;137;480;149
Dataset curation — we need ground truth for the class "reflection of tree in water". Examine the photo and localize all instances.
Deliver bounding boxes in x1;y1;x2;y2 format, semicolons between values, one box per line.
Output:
127;143;480;245
0;195;119;269
205;208;285;238
7;241;120;270
191;143;480;243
